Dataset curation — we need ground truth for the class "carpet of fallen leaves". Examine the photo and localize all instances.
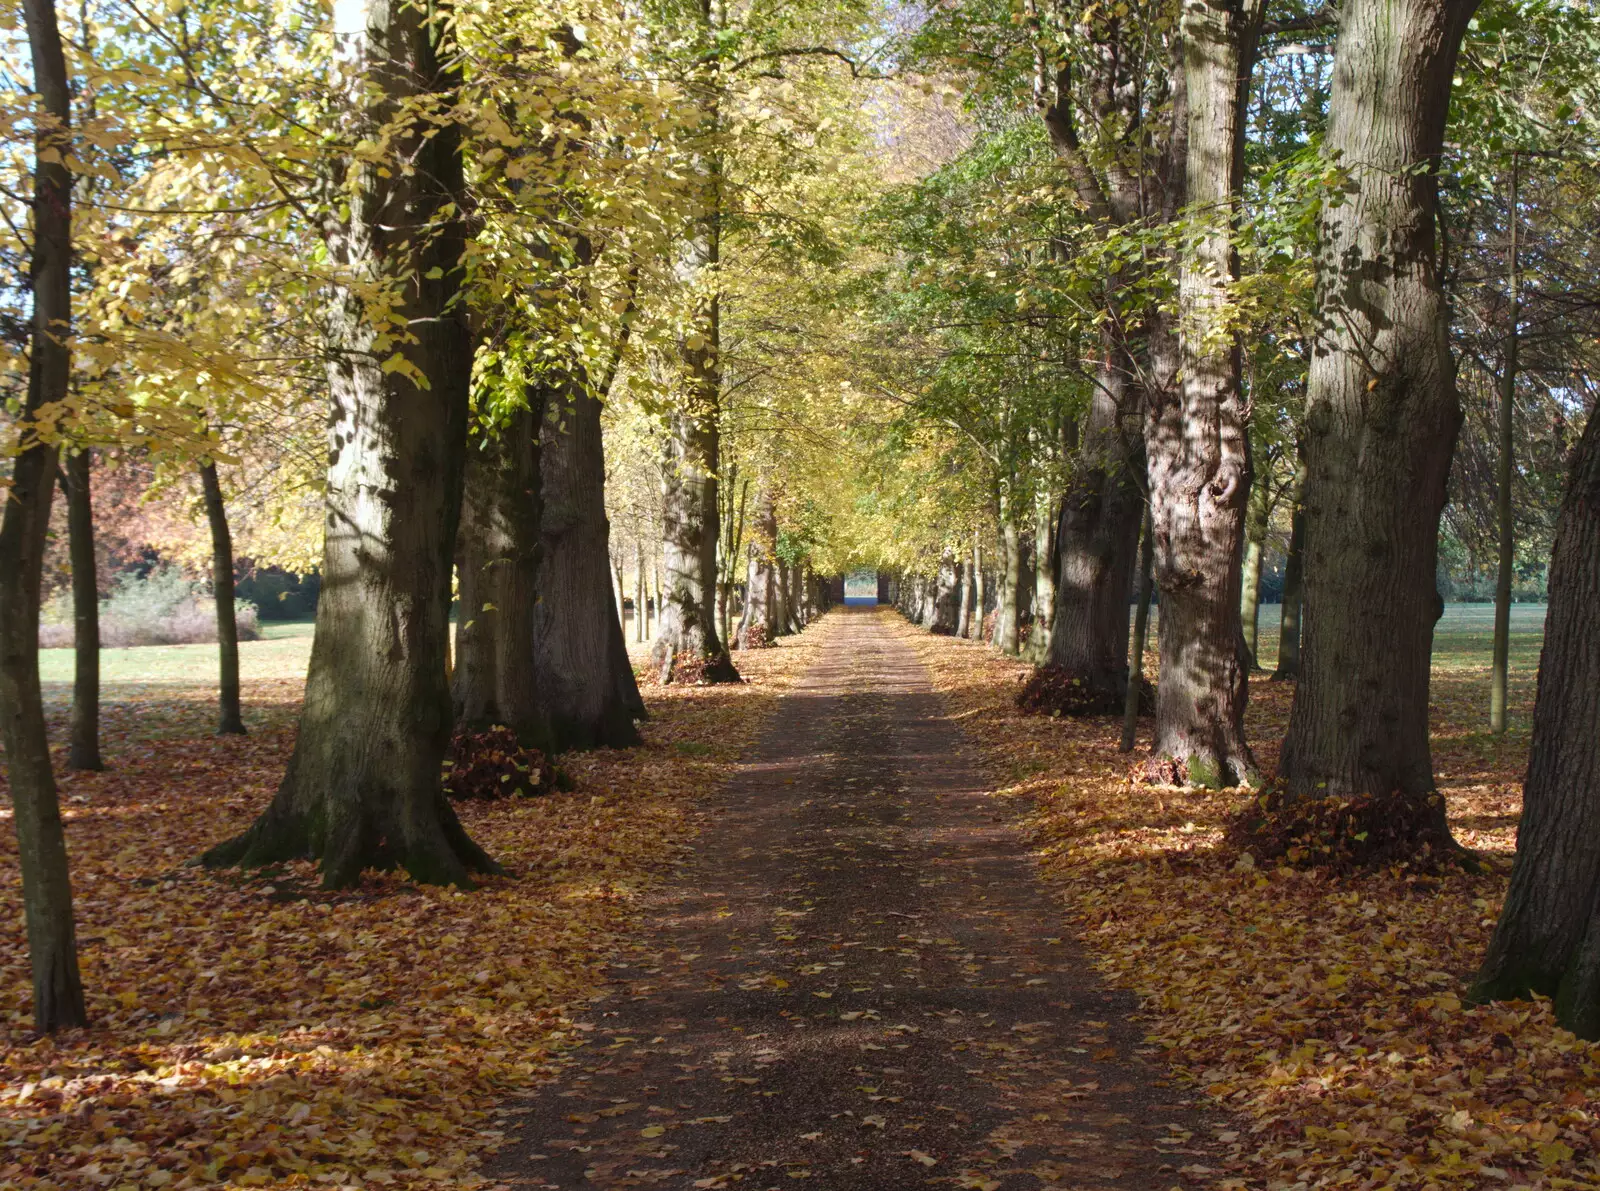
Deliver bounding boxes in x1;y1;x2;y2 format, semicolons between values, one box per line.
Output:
0;628;823;1191
900;616;1600;1191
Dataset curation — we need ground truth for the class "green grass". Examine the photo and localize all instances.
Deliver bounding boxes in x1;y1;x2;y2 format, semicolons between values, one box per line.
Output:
1248;601;1548;674
38;619;316;696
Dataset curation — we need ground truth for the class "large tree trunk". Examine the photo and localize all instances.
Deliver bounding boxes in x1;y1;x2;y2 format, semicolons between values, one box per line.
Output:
1024;489;1057;662
1239;458;1270;668
1272;446;1308;680
199;459;246;736
1;0;86;1031
1143;0;1262;788
1046;348;1144;705
1472;409;1600;1036
61;450;104;769
1278;0;1479;843
537;386;646;746
452;405;550;747
203;0;495;889
654;396;738;681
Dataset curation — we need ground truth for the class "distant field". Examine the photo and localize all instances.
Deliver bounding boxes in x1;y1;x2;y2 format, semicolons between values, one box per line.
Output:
38;603;1549;730
37;619;316;694
1249;600;1549;675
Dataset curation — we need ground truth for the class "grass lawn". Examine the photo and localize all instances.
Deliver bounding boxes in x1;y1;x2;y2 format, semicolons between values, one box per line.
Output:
37;620;316;694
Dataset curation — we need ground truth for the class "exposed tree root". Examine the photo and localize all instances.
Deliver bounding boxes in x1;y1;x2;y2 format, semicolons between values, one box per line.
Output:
201;789;505;890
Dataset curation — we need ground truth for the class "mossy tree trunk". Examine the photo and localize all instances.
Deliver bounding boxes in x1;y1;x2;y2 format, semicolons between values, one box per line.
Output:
1472;411;1600;1036
1278;0;1479;845
1;0;86;1031
203;0;495;889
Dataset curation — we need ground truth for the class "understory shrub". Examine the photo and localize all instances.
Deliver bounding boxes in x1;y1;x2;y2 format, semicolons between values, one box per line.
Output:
40;566;260;648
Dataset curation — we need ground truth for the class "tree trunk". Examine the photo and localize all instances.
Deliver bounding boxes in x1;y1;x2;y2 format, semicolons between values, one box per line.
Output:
1239;458;1270;668
972;538;986;640
61;450;104;768
1046;345;1144;705
203;0;495;889
1279;0;1479;841
1471;408;1600;1036
995;499;1023;655
199;458;246;736
537;386;646;746
0;0;86;1031
737;491;779;648
452;405;550;747
1121;507;1156;753
930;554;961;634
957;548;974;638
1024;489;1057;662
1489;157;1520;735
1142;0;1262;788
634;540;648;644
1271;446;1308;680
652;264;739;682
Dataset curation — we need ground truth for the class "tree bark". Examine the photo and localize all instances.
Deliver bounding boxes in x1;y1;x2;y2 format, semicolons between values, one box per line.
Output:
537;386;646;747
198;458;246;735
634;539;648;644
1046;347;1144;704
60;450;104;768
994;491;1023;655
203;0;494;888
737;491;779;648
1;0;86;1031
1279;0;1479;835
652;268;739;682
1471;408;1600;1036
1272;445;1308;680
1240;458;1270;668
1489;157;1519;735
1142;0;1263;788
1024;488;1057;662
1121;507;1156;753
957;548;974;638
930;553;961;634
452;404;550;747
972;538;986;640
